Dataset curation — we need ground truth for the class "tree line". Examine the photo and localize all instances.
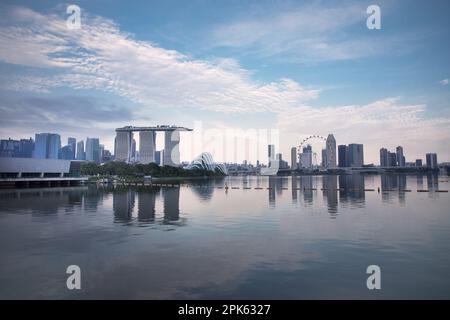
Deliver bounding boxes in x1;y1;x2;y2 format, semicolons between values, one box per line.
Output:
80;161;225;178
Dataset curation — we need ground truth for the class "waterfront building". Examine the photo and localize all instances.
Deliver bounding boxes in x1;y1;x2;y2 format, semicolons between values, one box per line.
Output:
388;152;397;167
85;137;100;163
300;145;312;168
291;147;297;170
0;138;34;158
338;145;349;168
68;137;76;160
380;148;389;167
115;126;191;167
426;153;438;168
76;140;85;160
396;146;406;167
321;149;327;168
60;145;74;160
139;131;156;164
325;134;336;168
415;159;423;167
33;133;61;159
348;143;364;167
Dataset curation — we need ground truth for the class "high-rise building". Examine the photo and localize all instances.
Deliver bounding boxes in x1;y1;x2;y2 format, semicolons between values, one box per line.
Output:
60;145;74;160
115;131;133;162
388;152;397;167
300;145;312;168
131;138;137;162
0;139;20;157
426;153;438;168
19;138;34;158
85;137;100;163
0;138;33;158
139;131;156;164
348;143;364;167
155;150;162;166
290;147;297;170
321;149;327;168
99;144;105;162
33;133;61;159
415;159;423;167
325;134;336;168
164;130;180;166
396;146;405;167
380;148;389;167
268;144;275;162
68;137;76;160
338;145;349;168
76;140;85;160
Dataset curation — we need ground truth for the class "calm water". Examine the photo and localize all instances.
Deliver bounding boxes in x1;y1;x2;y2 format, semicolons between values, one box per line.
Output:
1;173;450;299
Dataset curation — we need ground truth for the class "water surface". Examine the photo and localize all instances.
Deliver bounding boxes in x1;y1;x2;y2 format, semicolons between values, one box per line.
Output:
0;173;449;299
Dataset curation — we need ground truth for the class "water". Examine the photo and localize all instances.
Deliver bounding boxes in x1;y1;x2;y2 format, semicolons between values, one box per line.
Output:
0;173;449;299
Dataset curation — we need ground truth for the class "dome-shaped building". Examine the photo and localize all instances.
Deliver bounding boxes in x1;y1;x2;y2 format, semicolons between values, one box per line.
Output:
186;152;227;175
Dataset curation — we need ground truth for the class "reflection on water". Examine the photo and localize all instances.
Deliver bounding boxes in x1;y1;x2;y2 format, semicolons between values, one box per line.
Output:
0;173;449;299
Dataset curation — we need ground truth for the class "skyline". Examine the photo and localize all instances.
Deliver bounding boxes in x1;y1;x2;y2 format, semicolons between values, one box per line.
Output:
0;1;449;163
0;129;442;168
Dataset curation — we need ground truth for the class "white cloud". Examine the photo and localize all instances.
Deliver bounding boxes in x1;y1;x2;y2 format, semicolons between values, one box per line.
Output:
209;2;414;62
439;79;449;85
0;6;449;163
0;6;318;114
277;98;450;163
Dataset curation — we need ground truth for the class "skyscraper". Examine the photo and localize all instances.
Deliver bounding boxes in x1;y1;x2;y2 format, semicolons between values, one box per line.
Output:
300;144;312;168
426;153;438;168
325;134;336;168
85;137;100;163
321;149;327;168
164;130;180;166
131;138;137;162
68;137;76;160
76;140;85;160
290;147;297;170
380;148;389;167
348;143;364;167
268;144;275;162
115;131;133;162
396;146;405;167
60;145;74;160
33;133;61;159
338;145;349;167
388;152;397;167
0;138;34;158
139;131;156;164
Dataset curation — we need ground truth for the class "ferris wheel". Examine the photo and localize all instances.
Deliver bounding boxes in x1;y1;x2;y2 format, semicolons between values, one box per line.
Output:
296;135;335;167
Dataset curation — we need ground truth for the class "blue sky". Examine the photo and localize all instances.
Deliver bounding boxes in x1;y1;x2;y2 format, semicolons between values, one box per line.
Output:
0;0;449;163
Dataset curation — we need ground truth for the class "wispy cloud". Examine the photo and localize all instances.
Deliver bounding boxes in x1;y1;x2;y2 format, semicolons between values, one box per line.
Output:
209;1;417;63
0;6;318;114
439;79;449;85
277;97;450;162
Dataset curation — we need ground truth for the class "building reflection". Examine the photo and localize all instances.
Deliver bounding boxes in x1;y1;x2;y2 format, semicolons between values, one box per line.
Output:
163;187;180;222
113;188;135;223
291;176;298;203
268;176;276;207
137;188;158;223
299;176;313;204
322;175;338;216
427;173;439;191
112;186;182;224
338;174;365;207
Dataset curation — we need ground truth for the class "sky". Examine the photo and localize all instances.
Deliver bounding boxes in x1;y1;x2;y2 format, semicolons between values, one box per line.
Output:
0;0;449;164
